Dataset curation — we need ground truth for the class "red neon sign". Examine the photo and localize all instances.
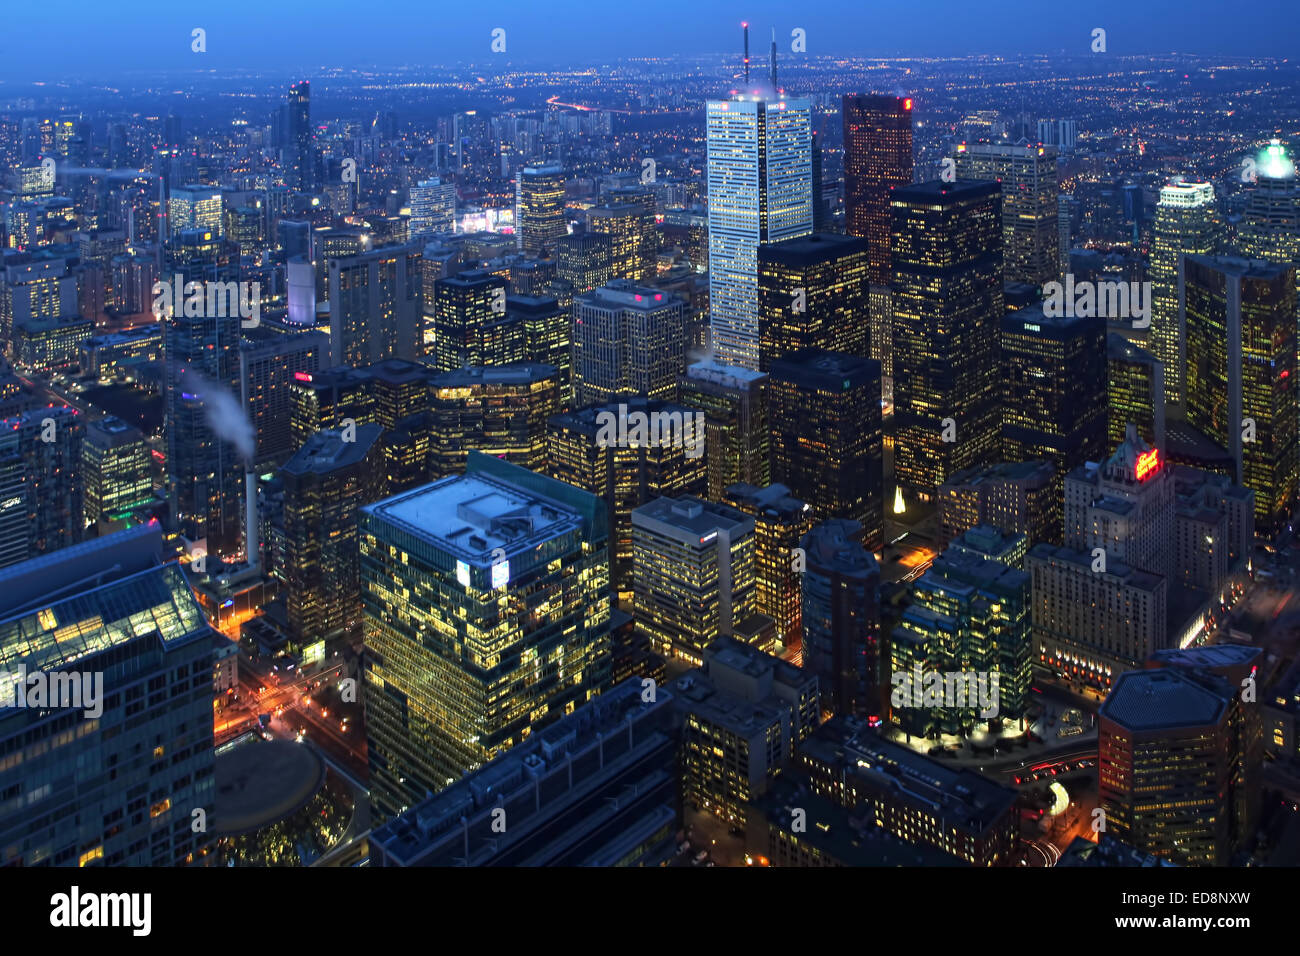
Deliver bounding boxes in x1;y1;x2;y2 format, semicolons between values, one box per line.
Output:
903;98;913;110
1136;449;1160;482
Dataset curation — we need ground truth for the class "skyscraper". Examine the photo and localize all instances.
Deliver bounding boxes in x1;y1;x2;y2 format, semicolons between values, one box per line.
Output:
1107;333;1166;455
554;231;613;294
843;94;913;385
82;415;152;529
938;460;1058;548
508;294;572;407
239;327;327;467
281;423;385;645
361;452;612;818
588;198;655;284
1037;119;1077;153
607;185;659;277
1238;140;1300;282
769;349;884;550
1028;426;1174;692
288;80;313;191
1058;193;1073;276
1183;255;1298;538
1149;180;1220;406
631;496;760;664
0;405;83;567
706;91;813;369
891;180;1004;506
163;293;244;559
810;132;830;233
289;364;377;450
842;94;913;284
0;250;78;344
800;518;881;717
1064;424;1176;585
679;360;770;499
408;178;457;238
507;258;558;298
891;546;1031;738
723;482;813;651
430;269;512;372
757;233;871;369
0;524;217;866
546;397;706;599
167;185;222;238
428;363;559;477
954;142;1059;286
1001;301;1107;538
517;164;567;257
1099;645;1263;866
572;280;687;406
672;636;818;824
328;242;424;367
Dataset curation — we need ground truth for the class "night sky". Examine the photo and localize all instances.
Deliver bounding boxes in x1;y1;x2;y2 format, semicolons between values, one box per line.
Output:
0;0;1293;79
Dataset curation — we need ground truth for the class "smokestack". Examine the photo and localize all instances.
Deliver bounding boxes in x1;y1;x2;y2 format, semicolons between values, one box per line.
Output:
743;23;749;85
245;471;259;571
771;27;777;88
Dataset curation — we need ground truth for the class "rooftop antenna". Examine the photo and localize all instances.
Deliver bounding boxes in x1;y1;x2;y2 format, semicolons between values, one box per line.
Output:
770;27;777;88
742;22;749;85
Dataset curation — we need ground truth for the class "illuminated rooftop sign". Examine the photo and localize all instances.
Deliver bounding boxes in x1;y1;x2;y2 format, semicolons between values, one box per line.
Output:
1136;449;1160;482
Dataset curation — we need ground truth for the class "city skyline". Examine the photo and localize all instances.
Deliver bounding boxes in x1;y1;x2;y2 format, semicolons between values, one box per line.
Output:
0;0;1297;899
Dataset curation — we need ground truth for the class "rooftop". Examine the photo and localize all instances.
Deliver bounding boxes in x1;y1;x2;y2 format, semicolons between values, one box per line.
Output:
769;348;881;387
0;560;209;673
756;231;869;265
631;496;753;544
1107;332;1158;364
0;522;164;618
801;519;878;578
804;718;1019;836
1148;644;1261;672
684;359;767;387
432;363;558;388
891;179;1002;203
725;482;810;522
370;678;673;866
755;777;963;867
576;279;681;310
281;423;383;476
369;474;579;566
1101;668;1228;730
943;459;1055;487
1186;254;1292;281
85;414;144;446
212;738;325;836
1026;544;1163;592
